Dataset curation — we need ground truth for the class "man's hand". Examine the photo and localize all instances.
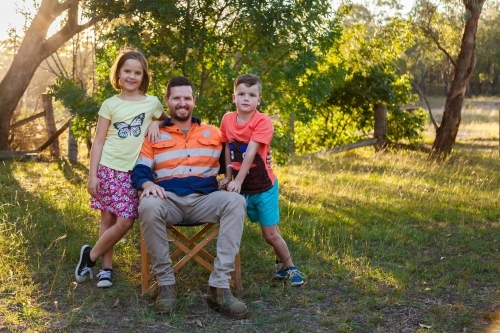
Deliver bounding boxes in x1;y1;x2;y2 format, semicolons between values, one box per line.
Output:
141;182;167;199
219;177;231;190
267;149;272;166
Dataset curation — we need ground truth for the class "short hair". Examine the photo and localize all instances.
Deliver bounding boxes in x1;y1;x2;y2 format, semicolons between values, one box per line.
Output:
234;74;262;94
109;49;150;94
165;76;195;98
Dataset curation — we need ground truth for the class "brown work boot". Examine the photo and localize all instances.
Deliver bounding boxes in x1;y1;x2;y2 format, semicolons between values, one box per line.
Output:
155;284;178;313
206;286;249;319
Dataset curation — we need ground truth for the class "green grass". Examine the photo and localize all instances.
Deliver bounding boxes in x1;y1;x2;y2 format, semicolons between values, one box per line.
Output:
2;135;500;331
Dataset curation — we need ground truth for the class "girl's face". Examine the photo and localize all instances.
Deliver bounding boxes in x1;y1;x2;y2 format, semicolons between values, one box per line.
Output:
118;59;144;94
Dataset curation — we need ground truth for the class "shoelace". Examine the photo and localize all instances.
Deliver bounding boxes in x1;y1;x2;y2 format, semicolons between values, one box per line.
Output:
286;268;306;279
80;266;93;280
96;270;111;280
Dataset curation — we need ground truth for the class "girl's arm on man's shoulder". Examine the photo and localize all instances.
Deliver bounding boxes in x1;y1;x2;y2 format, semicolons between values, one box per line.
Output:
145;111;169;143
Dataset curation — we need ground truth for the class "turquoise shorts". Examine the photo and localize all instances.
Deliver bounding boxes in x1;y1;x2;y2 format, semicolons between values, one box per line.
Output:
243;180;279;227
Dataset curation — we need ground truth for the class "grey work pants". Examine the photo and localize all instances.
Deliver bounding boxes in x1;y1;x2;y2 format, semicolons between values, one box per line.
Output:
138;190;246;289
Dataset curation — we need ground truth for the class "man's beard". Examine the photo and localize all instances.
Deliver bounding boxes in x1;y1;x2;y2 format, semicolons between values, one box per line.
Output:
170;107;192;122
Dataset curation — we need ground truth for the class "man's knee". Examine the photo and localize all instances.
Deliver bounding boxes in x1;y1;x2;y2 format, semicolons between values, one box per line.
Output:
224;192;246;211
139;196;165;221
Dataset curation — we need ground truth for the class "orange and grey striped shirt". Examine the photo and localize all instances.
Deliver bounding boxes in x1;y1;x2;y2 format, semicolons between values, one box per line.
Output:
131;117;222;196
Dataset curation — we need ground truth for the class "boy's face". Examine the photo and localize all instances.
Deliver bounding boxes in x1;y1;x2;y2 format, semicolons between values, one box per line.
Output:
232;83;261;113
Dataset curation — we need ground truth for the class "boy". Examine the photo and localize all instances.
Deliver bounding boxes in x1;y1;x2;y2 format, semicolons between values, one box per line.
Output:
219;73;305;286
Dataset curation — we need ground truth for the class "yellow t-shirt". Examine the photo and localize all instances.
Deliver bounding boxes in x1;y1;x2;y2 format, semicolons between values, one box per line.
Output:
99;95;164;171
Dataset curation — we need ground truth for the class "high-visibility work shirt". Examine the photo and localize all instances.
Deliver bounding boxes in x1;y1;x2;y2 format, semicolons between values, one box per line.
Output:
131;117;222;196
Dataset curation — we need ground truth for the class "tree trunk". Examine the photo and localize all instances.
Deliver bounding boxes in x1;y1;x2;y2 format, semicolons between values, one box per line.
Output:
68;119;78;164
42;94;60;158
0;0;103;150
430;0;485;158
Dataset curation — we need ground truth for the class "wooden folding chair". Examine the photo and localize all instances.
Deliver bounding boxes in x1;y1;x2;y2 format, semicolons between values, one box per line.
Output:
140;222;242;296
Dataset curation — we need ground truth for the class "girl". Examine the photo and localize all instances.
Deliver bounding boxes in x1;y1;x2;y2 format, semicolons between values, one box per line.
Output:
75;49;167;287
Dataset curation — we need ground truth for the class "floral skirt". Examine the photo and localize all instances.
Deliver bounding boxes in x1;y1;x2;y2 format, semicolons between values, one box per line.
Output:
90;165;139;219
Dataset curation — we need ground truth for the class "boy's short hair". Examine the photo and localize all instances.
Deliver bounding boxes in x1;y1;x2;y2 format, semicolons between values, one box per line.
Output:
234;74;262;94
109;48;150;94
165;76;195;98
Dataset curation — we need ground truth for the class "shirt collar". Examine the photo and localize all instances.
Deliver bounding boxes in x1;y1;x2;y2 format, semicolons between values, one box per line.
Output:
161;116;201;127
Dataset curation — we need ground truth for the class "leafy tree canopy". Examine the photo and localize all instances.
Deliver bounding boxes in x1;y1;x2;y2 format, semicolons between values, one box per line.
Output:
95;0;339;124
293;15;427;154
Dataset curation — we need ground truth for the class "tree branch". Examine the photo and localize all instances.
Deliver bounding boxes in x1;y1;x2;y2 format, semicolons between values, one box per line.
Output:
415;3;457;68
42;59;59;76
305;138;378;156
41;0;79;19
42;15;103;58
262;48;292;76
420;26;457;67
409;77;439;130
66;0;80;32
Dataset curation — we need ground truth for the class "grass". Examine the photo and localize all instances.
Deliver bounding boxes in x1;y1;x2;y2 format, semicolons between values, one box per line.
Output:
2;100;500;332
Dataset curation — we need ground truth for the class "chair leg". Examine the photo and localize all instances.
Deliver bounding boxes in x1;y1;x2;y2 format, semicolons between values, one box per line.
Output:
140;224;243;296
140;228;150;296
232;252;243;296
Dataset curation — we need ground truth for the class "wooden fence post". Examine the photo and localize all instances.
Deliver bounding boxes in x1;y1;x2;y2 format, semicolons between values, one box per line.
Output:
42;93;60;158
68;119;78;164
374;103;387;151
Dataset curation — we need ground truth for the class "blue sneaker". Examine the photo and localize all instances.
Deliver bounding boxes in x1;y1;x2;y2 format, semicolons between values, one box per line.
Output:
273;259;287;279
285;266;306;287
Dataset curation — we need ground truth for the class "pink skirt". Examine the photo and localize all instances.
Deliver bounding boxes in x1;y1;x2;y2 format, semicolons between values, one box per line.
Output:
90;165;139;219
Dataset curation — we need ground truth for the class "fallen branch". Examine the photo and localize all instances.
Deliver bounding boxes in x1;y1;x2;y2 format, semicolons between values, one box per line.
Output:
306;138;378;156
385;142;432;153
305;139;432;157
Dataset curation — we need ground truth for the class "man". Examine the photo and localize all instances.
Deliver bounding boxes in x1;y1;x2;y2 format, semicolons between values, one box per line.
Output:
131;76;249;319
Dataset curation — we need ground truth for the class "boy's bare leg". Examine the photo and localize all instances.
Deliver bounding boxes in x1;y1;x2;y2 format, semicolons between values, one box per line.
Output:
261;225;293;268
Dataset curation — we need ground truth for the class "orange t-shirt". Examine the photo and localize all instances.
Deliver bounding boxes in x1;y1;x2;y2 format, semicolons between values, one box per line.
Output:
220;111;276;194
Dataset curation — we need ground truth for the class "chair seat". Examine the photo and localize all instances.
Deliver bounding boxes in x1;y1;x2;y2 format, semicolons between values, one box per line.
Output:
140;222;242;296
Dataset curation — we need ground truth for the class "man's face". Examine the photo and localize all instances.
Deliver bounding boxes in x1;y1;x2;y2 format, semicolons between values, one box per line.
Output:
165;86;196;122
